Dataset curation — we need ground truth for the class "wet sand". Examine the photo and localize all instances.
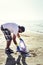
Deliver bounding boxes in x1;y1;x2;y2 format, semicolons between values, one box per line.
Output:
0;31;43;65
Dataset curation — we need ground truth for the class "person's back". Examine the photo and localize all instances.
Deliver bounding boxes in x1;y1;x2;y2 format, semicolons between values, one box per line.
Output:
2;23;19;35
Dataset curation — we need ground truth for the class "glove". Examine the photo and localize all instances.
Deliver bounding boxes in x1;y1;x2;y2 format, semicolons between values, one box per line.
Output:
17;46;20;52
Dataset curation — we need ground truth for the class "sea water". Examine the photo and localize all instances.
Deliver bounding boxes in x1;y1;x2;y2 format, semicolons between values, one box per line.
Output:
25;20;43;34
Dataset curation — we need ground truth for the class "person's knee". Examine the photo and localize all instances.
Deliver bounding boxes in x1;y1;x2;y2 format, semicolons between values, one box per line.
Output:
5;35;12;41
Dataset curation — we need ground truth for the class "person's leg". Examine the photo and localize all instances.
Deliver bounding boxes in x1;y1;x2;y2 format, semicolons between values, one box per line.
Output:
6;40;12;49
4;29;12;49
3;29;13;53
5;40;14;54
1;26;13;54
5;35;14;54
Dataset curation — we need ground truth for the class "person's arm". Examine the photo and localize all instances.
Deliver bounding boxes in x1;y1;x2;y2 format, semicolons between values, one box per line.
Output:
13;34;20;51
17;33;20;39
17;33;23;41
13;34;18;46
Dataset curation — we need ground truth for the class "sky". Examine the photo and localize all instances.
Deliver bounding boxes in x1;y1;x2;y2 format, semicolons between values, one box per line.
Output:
0;0;43;24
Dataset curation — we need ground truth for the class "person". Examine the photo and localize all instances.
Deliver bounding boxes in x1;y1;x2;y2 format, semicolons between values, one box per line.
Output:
1;23;25;54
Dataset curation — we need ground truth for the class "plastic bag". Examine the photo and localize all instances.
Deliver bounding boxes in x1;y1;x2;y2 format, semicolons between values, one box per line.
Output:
19;39;26;52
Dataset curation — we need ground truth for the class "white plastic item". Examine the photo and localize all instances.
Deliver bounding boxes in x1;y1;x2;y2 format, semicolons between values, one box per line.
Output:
19;39;26;52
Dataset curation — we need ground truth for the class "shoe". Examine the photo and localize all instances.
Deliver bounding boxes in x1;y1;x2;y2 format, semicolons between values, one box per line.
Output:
5;48;14;54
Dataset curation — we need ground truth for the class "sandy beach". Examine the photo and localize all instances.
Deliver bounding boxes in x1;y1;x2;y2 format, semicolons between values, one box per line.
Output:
0;31;43;65
0;0;43;65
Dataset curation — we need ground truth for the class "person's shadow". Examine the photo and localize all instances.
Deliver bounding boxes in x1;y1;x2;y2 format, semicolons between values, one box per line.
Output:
21;54;27;65
5;53;27;65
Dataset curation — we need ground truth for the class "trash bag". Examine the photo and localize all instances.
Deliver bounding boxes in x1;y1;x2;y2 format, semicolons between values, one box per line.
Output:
19;39;26;52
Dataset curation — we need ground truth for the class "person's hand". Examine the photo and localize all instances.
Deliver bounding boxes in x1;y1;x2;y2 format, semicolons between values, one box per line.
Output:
17;46;20;51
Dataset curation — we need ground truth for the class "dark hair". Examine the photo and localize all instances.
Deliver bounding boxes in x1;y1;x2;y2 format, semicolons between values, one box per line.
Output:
18;26;25;32
21;26;25;32
20;26;25;32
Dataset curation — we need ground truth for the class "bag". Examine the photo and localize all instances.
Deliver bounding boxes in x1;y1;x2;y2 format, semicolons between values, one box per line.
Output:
19;39;26;52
